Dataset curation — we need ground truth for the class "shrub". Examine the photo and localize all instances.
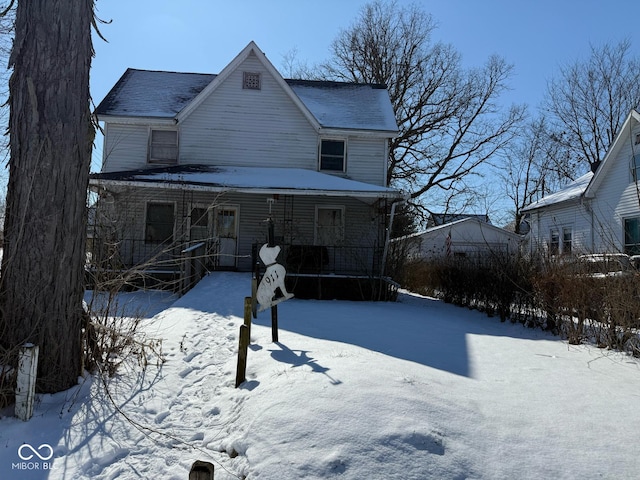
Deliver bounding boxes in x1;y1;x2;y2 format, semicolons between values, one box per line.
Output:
401;254;640;356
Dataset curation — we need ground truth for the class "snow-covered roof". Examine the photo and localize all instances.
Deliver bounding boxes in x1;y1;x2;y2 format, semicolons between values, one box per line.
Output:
95;70;398;132
287;80;397;132
90;165;403;199
522;172;594;212
94;69;215;118
392;216;521;242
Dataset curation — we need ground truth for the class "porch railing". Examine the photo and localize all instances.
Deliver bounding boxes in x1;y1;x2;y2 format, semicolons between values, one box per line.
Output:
258;244;385;278
87;239;388;293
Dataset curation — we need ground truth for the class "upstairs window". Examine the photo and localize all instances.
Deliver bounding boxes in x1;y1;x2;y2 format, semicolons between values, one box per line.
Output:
149;129;178;164
319;139;346;172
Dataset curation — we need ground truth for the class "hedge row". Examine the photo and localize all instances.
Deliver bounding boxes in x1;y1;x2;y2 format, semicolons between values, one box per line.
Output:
400;255;640;356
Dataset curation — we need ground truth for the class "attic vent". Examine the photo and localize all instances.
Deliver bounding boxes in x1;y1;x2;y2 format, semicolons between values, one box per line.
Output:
243;72;261;90
636;133;640;145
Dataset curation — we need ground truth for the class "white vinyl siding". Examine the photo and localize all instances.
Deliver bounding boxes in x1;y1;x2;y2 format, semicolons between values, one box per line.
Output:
100;55;392;187
102;123;150;172
179;54;318;171
346;137;388;185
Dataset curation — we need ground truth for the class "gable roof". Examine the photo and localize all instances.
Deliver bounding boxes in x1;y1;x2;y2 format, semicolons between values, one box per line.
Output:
522;109;640;213
94;41;398;133
428;213;491;227
584;109;640;198
94;69;215;118
522;172;594;212
393;217;521;242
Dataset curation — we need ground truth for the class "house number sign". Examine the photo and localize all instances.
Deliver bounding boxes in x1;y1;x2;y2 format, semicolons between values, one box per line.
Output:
256;243;294;312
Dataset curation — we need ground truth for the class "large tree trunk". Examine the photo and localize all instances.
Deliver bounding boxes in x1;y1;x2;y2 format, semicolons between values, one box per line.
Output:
0;0;94;393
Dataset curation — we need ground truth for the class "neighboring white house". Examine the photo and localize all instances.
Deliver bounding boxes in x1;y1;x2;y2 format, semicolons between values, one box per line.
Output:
88;41;404;297
523;109;640;256
391;217;522;261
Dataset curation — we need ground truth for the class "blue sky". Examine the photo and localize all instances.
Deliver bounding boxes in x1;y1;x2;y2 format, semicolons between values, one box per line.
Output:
90;0;640;219
91;0;640;105
91;0;640;170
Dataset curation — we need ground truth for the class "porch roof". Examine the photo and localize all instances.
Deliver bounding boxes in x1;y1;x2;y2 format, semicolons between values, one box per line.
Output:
89;165;404;200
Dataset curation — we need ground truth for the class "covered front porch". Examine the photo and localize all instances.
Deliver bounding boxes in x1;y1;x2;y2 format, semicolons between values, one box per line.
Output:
87;165;403;298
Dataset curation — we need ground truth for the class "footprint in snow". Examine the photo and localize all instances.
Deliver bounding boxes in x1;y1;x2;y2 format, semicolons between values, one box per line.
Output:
154;411;170;424
184;351;201;363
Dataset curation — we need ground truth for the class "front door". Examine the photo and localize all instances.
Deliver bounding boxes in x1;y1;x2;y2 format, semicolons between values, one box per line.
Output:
215;206;239;268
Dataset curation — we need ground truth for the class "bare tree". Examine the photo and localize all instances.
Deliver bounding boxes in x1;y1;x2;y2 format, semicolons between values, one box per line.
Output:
499;116;575;233
0;0;95;393
319;0;525;217
544;39;640;171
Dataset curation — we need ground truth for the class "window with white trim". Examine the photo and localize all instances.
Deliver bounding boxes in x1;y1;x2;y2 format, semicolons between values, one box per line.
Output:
316;206;344;245
550;229;559;255
319;139;346;172
624;217;640;255
149;129;178;164
549;227;573;255
145;203;174;244
562;227;572;255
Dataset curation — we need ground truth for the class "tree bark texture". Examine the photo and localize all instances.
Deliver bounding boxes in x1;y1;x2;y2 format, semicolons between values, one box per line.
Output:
0;0;94;392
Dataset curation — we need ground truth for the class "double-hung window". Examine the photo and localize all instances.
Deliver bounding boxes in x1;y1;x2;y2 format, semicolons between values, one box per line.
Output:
149;129;178;164
145;203;175;244
319;139;346;172
550;227;572;255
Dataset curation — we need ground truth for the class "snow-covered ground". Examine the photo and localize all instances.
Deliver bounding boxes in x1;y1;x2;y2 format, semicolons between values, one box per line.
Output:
1;272;639;479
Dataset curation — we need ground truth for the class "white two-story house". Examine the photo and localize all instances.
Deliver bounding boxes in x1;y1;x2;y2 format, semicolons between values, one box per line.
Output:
523;109;640;257
89;41;403;298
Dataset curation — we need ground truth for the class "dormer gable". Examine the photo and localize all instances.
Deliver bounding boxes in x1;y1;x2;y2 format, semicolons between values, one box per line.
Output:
176;41;320;131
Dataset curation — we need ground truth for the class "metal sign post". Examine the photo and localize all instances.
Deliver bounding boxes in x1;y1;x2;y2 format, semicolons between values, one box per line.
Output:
256;217;293;341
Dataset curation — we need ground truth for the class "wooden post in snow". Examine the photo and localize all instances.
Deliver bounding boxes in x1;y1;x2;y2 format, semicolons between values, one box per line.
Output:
235;297;253;388
15;343;39;421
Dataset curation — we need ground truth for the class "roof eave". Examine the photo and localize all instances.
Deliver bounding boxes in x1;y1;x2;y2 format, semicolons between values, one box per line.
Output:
95;114;176;125
319;126;399;137
89;177;402;199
